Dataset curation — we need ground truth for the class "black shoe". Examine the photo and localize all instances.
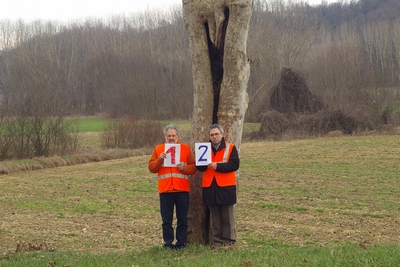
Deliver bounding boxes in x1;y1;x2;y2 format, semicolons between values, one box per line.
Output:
164;244;175;249
174;244;186;250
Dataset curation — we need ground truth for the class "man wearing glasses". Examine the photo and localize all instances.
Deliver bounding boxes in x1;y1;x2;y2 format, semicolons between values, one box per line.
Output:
196;123;240;249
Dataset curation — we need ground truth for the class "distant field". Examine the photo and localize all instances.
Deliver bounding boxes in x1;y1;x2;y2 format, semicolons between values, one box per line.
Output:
76;117;107;133
76;118;194;134
75;118;259;134
76;118;260;148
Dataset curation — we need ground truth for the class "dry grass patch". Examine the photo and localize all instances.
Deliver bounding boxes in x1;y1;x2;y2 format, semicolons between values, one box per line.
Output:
0;133;153;174
0;134;399;255
238;135;400;247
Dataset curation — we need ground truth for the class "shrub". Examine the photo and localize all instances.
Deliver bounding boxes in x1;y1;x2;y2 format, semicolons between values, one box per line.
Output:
100;118;164;149
0;117;79;160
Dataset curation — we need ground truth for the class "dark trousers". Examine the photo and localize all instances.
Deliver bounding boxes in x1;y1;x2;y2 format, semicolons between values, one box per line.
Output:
159;192;189;247
209;204;236;246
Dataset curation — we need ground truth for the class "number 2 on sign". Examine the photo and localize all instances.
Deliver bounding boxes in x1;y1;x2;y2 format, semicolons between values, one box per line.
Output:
198;145;208;162
195;142;211;166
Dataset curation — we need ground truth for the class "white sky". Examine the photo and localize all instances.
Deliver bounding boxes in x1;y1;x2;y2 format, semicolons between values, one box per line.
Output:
0;0;340;23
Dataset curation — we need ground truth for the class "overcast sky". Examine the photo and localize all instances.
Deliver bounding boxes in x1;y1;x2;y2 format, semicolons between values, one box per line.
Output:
0;0;340;23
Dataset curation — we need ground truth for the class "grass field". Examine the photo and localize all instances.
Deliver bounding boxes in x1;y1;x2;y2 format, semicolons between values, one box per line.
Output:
76;117;107;133
0;133;399;266
75;117;193;134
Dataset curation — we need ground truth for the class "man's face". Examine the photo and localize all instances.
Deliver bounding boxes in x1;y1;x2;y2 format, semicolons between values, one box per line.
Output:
209;128;223;145
165;129;179;144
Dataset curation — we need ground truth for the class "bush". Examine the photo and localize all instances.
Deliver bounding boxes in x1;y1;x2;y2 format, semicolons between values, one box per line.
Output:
100;118;164;149
0;117;79;160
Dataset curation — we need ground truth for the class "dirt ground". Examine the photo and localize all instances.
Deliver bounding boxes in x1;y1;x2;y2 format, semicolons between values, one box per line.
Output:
2;189;399;255
1;137;400;255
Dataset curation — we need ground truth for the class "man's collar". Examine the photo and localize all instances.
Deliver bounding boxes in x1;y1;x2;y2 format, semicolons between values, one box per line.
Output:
211;138;225;150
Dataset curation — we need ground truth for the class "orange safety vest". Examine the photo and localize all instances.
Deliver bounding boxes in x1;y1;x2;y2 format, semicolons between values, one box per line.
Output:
202;143;236;188
156;144;191;193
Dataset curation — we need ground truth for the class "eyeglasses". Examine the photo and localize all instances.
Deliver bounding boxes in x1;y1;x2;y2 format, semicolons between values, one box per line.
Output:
209;132;221;137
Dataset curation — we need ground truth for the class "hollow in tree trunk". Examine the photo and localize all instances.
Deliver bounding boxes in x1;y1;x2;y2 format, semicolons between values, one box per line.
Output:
183;0;253;245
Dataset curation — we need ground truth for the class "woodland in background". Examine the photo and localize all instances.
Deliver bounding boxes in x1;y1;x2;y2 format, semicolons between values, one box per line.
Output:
0;0;399;148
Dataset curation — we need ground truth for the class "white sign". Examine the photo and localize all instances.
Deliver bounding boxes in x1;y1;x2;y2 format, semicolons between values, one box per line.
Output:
163;144;181;167
195;142;212;166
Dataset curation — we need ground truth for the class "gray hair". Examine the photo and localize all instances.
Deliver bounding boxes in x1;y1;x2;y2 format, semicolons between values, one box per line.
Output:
163;124;180;135
208;124;224;134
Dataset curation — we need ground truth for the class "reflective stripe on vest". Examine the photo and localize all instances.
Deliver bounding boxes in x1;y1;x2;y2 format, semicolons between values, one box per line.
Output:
221;143;231;162
158;173;190;180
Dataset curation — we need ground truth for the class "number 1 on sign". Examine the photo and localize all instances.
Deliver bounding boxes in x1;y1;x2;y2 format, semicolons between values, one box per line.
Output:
164;144;180;167
165;146;176;164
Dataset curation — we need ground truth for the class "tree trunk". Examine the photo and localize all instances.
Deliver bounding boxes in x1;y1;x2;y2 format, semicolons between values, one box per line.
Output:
183;0;253;245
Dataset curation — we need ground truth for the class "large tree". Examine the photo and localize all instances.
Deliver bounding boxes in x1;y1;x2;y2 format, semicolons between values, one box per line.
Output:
183;0;253;244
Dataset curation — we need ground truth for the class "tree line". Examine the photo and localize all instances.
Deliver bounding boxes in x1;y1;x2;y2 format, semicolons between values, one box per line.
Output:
0;0;399;123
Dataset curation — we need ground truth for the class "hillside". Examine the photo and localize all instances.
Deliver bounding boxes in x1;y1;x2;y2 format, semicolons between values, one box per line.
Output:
365;0;400;21
320;0;400;26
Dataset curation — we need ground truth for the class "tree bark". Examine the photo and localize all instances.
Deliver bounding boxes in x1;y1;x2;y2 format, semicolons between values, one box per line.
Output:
183;0;253;244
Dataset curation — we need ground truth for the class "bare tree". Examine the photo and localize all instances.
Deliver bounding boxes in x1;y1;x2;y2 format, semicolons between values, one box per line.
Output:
275;3;318;69
183;0;253;244
363;21;398;88
307;21;369;106
246;1;279;121
0;20;78;158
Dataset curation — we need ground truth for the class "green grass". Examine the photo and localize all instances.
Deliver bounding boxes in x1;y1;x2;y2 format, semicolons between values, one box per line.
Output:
1;244;400;267
76;117;107;133
78;118;191;133
1;134;399;266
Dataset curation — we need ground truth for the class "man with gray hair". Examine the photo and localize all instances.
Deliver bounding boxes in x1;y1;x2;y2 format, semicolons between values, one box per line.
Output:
196;123;240;249
148;125;197;249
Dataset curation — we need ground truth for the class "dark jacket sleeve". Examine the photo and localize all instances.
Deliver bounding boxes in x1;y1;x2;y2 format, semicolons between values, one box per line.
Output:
216;145;239;173
196;165;208;172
